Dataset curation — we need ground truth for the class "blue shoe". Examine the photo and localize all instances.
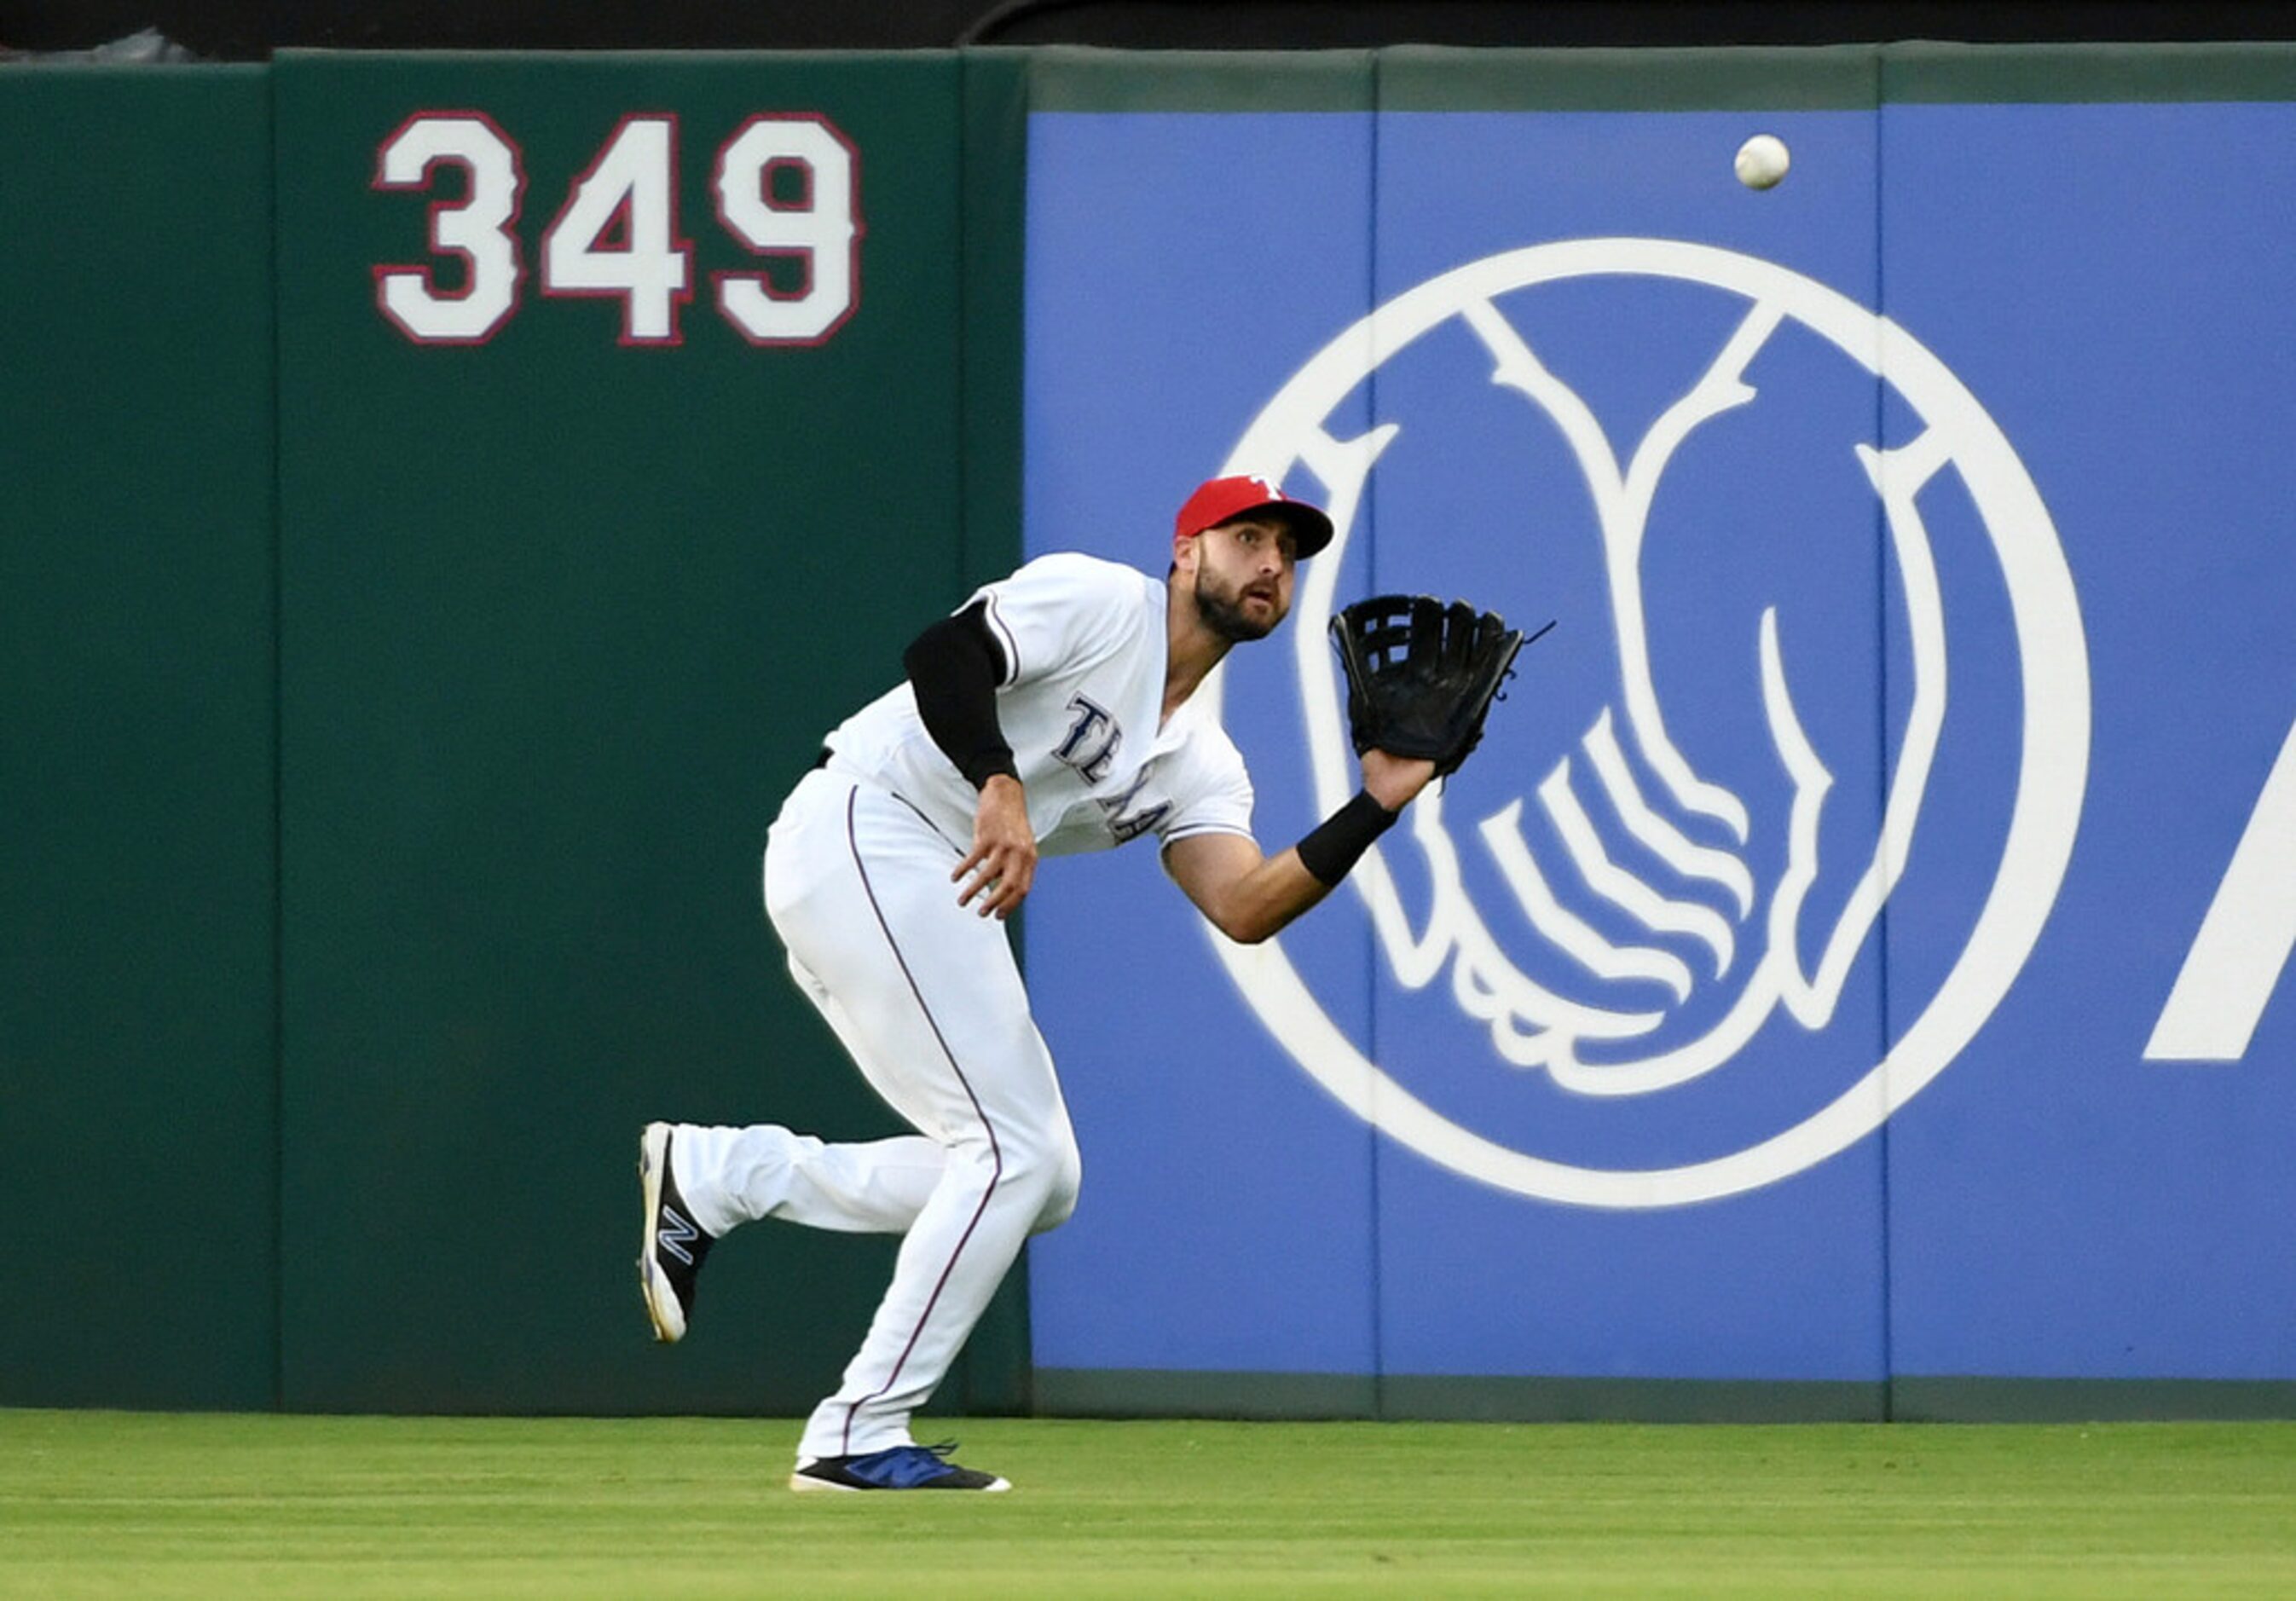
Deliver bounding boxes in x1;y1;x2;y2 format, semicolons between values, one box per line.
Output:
789;1442;1011;1493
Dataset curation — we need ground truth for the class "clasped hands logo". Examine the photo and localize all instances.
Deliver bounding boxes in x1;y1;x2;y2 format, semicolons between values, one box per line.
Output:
1202;240;2090;1208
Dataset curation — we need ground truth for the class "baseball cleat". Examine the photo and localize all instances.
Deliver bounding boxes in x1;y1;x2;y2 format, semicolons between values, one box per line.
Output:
789;1442;1011;1493
637;1122;714;1343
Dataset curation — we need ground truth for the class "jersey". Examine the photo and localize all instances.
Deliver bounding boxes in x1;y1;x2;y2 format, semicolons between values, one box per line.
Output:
823;552;1255;858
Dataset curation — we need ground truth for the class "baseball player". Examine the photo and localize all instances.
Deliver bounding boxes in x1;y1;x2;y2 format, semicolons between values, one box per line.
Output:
639;476;1437;1492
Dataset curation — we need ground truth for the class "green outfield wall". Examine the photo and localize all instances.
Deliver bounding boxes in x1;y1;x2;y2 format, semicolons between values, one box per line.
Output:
2;66;280;1410
3;50;1028;1416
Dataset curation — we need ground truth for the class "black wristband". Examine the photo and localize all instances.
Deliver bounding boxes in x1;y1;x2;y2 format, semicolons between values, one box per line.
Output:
1294;789;1401;887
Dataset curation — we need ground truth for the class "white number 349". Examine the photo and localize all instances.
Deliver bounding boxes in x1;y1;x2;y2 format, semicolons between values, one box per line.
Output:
373;111;860;347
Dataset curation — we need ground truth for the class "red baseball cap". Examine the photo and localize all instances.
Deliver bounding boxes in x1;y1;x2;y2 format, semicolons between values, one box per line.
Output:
1174;474;1334;559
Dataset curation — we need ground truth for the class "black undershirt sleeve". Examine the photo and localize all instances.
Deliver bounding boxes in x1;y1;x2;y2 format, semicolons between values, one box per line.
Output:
904;599;1021;790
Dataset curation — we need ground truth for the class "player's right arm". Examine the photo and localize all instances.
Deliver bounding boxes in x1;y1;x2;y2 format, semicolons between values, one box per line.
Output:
904;601;1038;918
956;773;1035;920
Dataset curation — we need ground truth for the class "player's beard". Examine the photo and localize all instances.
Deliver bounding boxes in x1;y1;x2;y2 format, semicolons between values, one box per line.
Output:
1195;569;1286;643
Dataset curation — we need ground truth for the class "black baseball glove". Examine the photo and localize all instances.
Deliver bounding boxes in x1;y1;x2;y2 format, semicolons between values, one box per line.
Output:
1327;594;1543;777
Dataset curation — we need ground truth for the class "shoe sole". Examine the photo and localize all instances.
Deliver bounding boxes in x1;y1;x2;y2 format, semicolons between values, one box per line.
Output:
636;1122;686;1344
787;1471;1011;1494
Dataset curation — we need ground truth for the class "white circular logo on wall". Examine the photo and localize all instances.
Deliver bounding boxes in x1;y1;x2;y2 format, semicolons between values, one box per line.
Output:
1201;238;2091;1208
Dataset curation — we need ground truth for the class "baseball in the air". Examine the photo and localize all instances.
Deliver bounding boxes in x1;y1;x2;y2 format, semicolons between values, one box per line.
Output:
1734;133;1791;190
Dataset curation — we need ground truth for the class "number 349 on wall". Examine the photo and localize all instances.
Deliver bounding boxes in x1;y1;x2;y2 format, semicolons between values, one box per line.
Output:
373;112;860;347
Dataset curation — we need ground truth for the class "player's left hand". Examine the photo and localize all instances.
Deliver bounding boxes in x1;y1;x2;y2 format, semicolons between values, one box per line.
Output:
1361;748;1439;812
955;774;1037;919
1328;594;1537;777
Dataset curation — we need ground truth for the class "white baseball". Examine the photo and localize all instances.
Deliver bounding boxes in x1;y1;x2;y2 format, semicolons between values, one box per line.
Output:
1734;133;1790;190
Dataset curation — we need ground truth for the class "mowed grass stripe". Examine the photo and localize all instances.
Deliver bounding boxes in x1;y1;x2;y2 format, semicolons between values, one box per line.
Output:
2;1412;2293;1598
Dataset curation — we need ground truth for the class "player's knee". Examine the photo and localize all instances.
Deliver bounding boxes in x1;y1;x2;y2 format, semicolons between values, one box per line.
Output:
1000;1127;1081;1234
1031;1140;1083;1234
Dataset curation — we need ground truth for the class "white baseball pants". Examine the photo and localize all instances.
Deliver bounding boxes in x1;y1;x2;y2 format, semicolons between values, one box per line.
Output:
668;765;1081;1461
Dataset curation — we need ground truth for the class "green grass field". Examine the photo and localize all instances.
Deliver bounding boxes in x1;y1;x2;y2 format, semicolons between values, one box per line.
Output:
3;1411;2293;1598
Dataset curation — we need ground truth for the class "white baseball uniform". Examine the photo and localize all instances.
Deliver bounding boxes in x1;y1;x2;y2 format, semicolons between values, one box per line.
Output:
667;552;1256;1460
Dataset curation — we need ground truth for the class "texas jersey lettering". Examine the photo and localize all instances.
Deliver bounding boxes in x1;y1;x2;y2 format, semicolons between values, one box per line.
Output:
824;552;1257;858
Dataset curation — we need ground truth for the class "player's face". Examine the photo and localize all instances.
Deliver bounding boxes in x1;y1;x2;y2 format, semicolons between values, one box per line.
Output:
1193;517;1297;643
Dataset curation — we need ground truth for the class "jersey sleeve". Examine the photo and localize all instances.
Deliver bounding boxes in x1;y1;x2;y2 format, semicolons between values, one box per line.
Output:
968;553;1142;689
1154;714;1257;846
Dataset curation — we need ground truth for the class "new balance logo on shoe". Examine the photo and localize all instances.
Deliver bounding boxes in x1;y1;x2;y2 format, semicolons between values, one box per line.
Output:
656;1204;699;1267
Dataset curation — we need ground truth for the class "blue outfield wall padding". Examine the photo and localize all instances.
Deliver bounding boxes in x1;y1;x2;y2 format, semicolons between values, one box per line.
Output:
1015;44;2296;1417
